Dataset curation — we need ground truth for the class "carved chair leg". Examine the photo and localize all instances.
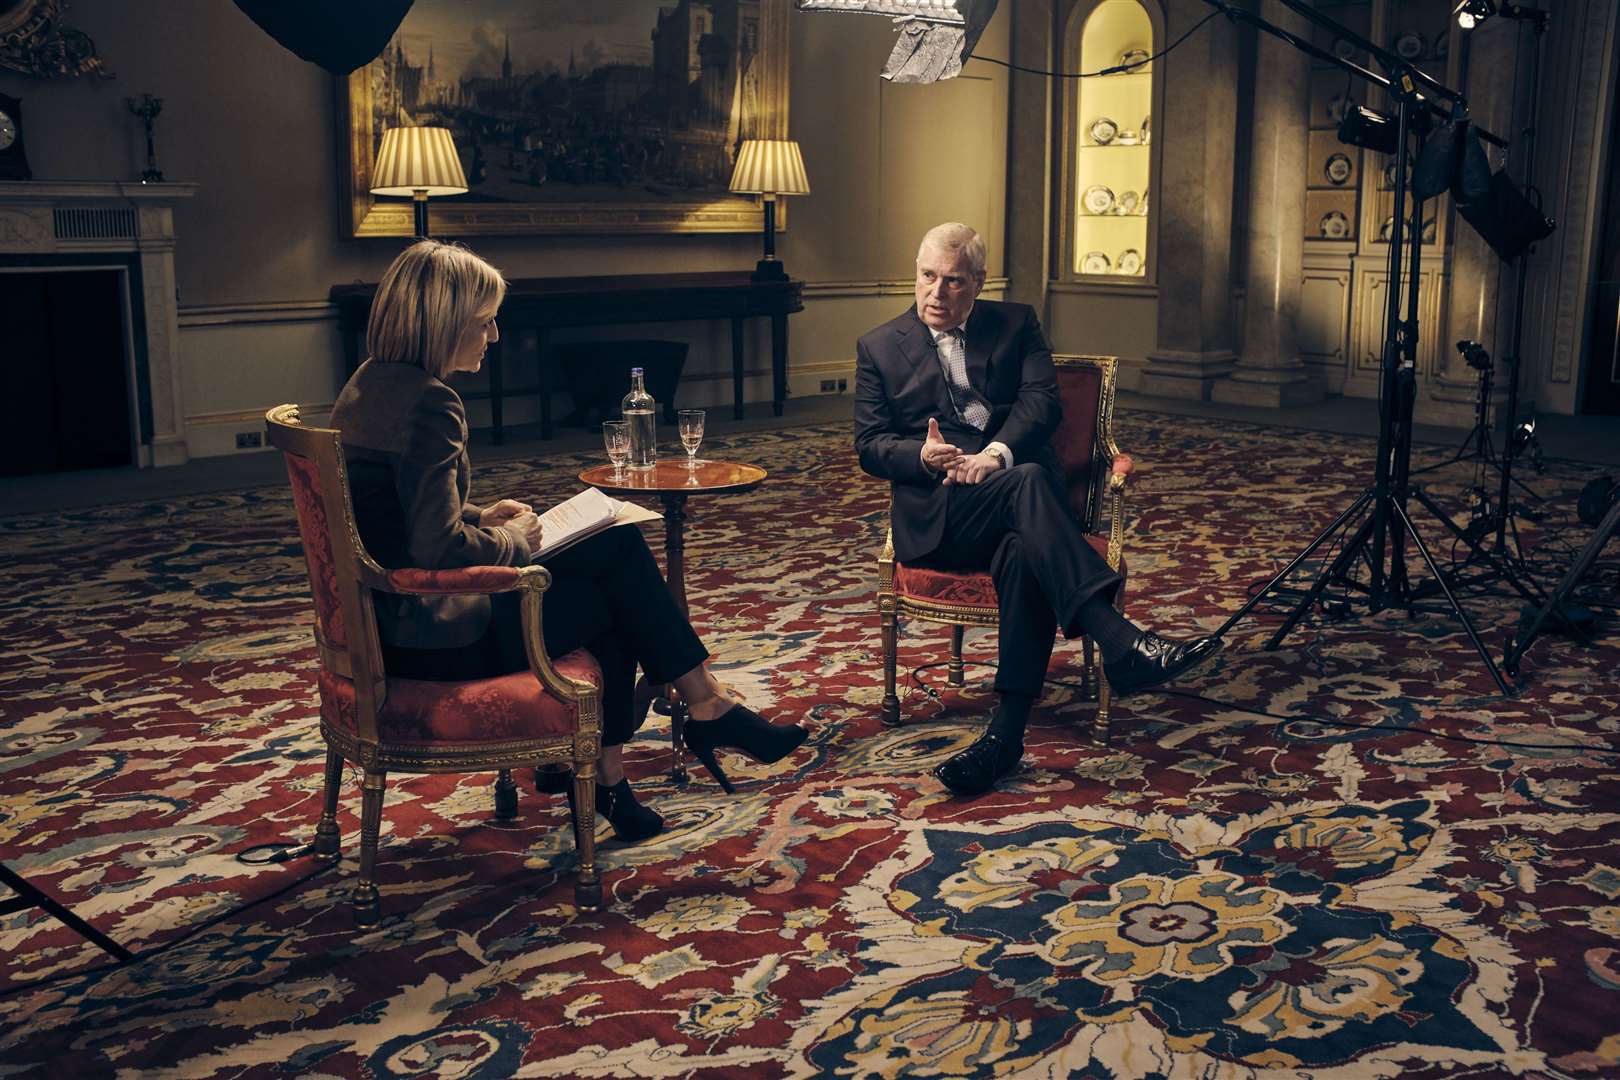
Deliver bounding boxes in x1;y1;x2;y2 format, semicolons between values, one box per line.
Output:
1082;638;1098;702
313;748;343;858
669;694;689;786
880;606;901;727
354;768;387;928
948;625;966;686
1094;669;1112;747
494;769;519;821
571;768;602;913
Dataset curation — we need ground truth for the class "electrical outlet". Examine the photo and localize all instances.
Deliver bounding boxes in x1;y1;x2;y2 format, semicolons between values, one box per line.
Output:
837;378;848;392
819;379;836;393
235;431;263;449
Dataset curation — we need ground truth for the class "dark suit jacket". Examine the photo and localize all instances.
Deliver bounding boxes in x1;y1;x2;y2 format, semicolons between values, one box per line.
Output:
854;299;1060;562
329;360;532;650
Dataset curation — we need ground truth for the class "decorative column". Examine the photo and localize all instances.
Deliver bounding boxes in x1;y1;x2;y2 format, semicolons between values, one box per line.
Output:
1213;0;1322;407
1005;0;1052;309
1140;0;1241;399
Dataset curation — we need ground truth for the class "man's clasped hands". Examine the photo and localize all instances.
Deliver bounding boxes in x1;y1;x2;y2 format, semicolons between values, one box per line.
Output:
921;417;1005;485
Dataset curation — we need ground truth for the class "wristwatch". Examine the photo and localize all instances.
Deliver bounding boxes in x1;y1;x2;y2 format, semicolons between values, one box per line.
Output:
983;445;1007;469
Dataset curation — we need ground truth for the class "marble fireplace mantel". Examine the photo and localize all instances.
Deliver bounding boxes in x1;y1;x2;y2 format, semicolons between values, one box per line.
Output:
0;180;198;466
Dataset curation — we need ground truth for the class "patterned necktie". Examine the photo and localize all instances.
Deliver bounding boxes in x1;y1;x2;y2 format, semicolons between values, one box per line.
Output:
938;328;990;430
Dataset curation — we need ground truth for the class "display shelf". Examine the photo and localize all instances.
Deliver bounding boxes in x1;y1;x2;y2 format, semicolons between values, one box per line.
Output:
1070;0;1158;279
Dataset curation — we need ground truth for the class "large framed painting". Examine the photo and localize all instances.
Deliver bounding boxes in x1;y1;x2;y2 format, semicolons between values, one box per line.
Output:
339;0;790;237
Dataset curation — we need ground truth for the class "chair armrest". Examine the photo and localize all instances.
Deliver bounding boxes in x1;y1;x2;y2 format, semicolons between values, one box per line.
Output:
513;567;600;707
1105;454;1133;571
1107;453;1134;490
378;565;527;596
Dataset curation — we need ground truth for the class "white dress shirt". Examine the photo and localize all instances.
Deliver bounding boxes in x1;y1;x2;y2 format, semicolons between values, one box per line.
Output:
921;305;1013;473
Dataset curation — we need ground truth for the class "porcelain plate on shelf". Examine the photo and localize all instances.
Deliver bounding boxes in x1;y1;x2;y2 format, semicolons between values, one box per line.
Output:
1319;210;1349;239
1082;185;1116;215
1089;117;1118;145
1325;152;1353;185
1118;190;1139;214
1081;251;1112;275
1117;248;1143;275
1393;29;1425;60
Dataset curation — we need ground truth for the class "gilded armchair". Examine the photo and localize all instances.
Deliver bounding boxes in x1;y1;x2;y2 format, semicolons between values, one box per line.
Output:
266;404;604;925
875;354;1133;741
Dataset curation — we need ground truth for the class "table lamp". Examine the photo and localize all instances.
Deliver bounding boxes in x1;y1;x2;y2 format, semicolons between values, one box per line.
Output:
729;139;810;281
370;126;469;239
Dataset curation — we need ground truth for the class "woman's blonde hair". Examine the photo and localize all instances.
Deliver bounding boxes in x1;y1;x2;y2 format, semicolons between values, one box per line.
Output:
366;240;508;380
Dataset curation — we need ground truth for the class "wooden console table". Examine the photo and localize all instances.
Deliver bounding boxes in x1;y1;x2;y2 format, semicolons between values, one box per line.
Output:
331;271;804;443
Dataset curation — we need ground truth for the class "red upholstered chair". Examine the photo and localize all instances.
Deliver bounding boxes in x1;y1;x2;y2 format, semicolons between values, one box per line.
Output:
266;404;604;926
876;354;1133;742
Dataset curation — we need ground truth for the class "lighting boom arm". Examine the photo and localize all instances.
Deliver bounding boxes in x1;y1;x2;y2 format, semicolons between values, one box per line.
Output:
1198;0;1506;149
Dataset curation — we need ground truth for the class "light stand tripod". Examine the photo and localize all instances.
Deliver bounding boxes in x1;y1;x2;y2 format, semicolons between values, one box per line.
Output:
1479;5;1550;569
1411;5;1552;571
1408;340;1544;570
1203;0;1518;695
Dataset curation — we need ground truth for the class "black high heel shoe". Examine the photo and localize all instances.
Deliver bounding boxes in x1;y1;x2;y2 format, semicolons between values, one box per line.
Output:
532;768;663;843
682;704;807;794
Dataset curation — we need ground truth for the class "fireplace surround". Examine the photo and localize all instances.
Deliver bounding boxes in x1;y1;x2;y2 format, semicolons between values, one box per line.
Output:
0;180;196;467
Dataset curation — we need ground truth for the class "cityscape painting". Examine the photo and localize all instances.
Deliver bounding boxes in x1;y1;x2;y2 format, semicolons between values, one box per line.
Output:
339;0;789;237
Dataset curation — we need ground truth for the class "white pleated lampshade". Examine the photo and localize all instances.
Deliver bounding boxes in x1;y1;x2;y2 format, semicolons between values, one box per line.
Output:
370;126;469;196
729;139;810;196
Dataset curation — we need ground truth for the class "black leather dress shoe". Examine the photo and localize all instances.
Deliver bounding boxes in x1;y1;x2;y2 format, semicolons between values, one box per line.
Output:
1103;632;1223;698
933;730;1024;797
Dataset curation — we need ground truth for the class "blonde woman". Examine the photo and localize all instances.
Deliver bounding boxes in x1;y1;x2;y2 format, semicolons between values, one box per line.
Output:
329;240;805;842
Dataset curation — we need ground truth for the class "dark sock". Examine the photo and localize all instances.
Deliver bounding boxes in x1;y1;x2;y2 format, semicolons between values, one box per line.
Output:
1072;593;1144;664
987;692;1033;745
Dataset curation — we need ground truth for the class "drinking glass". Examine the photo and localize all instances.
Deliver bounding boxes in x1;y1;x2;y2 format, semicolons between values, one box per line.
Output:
602;420;631;481
678;409;705;474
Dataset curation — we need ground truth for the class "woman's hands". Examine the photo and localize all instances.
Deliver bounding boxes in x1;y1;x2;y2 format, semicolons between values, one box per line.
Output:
479;499;532;526
482;499;543;551
503;511;543;550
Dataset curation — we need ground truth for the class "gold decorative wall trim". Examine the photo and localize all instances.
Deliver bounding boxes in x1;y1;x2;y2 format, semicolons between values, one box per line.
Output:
179;301;338;328
802;276;1008;297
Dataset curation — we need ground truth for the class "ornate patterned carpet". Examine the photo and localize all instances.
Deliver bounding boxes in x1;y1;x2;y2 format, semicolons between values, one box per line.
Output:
2;411;1618;1079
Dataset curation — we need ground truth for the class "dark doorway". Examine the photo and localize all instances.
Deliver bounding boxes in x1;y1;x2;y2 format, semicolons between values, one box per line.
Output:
0;271;133;476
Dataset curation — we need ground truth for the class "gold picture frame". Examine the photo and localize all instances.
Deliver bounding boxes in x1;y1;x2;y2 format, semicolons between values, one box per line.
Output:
337;0;790;238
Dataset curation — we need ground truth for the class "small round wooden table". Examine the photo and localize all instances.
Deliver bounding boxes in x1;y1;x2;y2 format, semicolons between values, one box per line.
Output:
578;458;767;782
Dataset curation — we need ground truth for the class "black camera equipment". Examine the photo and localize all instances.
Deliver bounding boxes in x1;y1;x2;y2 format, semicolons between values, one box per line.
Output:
1202;0;1530;695
1504;489;1620;676
1578;476;1620;528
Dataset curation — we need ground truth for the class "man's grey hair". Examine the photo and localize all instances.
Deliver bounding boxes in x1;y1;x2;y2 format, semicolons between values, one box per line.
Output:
917;222;987;278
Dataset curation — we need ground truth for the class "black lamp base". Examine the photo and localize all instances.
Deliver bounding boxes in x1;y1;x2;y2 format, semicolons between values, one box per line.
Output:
751;257;788;282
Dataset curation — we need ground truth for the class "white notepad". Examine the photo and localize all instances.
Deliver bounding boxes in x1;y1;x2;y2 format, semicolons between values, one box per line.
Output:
532;487;661;559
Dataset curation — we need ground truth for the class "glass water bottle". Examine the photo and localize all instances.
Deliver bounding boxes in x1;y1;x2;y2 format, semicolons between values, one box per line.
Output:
621;367;657;470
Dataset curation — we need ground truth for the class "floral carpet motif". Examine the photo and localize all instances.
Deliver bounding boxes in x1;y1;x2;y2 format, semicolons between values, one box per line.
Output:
1;411;1618;1079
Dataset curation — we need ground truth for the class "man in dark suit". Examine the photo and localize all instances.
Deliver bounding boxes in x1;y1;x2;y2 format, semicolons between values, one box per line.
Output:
855;223;1221;796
